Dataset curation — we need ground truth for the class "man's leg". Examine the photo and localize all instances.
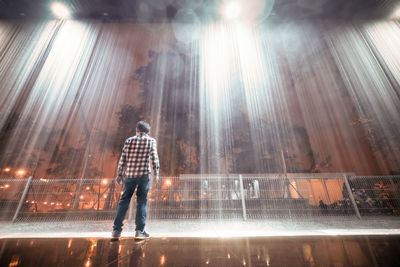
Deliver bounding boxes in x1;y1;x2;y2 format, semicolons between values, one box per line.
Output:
135;175;151;231
113;179;137;232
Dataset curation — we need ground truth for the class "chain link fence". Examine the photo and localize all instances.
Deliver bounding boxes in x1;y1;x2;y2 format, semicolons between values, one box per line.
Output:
0;174;399;222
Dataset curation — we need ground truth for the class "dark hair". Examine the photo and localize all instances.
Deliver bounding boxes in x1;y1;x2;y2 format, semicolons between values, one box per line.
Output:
136;120;151;133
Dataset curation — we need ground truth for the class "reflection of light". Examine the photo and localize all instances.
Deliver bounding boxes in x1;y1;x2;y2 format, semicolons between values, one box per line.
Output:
67;239;72;248
221;1;242;20
40;178;49;182
227;253;231;259
44;202;48;205
160;255;166;265
90;240;97;251
85;259;91;267
51;2;71;19
8;255;20;267
102;179;108;185
4;167;11;172
50;202;55;205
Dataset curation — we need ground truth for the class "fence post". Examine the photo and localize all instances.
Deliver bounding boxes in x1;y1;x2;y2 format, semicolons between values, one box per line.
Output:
128;196;134;223
239;174;247;221
12;176;33;223
343;174;361;219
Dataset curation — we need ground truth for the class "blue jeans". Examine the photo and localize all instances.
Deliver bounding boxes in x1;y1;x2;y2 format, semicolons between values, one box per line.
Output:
113;176;150;232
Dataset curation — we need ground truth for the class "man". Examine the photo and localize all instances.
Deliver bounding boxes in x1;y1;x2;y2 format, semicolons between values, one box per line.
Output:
112;120;160;240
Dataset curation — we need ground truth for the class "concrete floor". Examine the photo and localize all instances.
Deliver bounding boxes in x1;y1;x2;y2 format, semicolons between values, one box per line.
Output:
1;217;400;238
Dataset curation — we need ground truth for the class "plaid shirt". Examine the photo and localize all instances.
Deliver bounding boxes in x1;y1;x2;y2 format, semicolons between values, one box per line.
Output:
117;133;160;179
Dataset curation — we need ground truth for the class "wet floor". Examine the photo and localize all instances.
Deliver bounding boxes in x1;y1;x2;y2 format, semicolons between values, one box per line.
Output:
0;235;399;267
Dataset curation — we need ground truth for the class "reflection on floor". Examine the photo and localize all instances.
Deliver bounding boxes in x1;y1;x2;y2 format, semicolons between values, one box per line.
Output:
1;236;400;266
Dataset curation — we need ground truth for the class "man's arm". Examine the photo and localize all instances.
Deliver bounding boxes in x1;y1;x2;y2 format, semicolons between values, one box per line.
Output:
150;139;160;179
116;139;128;185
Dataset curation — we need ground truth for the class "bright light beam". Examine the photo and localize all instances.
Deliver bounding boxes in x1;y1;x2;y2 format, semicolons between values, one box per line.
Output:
51;2;71;19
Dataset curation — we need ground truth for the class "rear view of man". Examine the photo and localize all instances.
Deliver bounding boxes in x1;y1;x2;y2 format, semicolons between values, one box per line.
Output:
112;120;160;240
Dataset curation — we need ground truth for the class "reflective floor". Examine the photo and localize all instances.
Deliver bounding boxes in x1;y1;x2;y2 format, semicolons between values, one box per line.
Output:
1;235;400;267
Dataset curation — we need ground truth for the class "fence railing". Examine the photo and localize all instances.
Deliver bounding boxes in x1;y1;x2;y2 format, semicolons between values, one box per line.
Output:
0;174;399;222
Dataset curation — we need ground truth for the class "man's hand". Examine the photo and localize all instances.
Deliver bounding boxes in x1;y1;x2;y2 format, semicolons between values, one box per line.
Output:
115;176;124;186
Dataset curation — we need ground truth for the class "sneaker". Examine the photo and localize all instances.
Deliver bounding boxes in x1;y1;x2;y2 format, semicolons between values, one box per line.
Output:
135;230;150;240
111;230;121;240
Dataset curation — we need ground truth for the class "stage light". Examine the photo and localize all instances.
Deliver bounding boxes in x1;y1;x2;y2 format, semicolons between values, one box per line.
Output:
80;195;84;199
221;1;242;20
4;184;10;188
102;179;108;185
51;2;71;19
4;167;11;172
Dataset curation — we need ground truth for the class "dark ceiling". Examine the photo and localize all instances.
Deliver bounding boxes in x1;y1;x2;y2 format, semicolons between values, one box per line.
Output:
0;0;398;22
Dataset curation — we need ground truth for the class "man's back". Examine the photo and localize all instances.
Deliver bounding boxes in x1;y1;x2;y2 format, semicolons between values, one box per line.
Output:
117;132;159;179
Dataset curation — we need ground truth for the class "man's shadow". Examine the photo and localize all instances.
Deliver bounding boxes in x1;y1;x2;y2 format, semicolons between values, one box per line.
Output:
107;239;146;267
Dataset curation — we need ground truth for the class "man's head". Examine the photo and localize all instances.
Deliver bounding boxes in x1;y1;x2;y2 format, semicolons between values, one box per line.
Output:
136;120;151;134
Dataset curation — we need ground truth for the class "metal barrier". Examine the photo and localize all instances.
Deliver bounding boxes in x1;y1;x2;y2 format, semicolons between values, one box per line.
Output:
347;175;400;216
0;174;399;222
0;178;30;221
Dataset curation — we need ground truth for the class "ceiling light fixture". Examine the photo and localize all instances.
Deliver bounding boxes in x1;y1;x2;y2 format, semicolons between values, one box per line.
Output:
221;1;242;20
51;2;71;19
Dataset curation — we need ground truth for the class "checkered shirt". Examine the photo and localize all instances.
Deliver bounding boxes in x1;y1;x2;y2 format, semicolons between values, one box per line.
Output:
117;133;160;179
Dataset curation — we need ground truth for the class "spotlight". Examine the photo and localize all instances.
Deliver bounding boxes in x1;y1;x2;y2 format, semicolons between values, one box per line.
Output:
51;2;71;19
3;167;11;172
221;1;242;20
393;5;400;19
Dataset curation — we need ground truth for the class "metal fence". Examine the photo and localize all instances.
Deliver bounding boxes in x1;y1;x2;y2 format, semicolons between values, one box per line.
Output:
0;174;399;222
